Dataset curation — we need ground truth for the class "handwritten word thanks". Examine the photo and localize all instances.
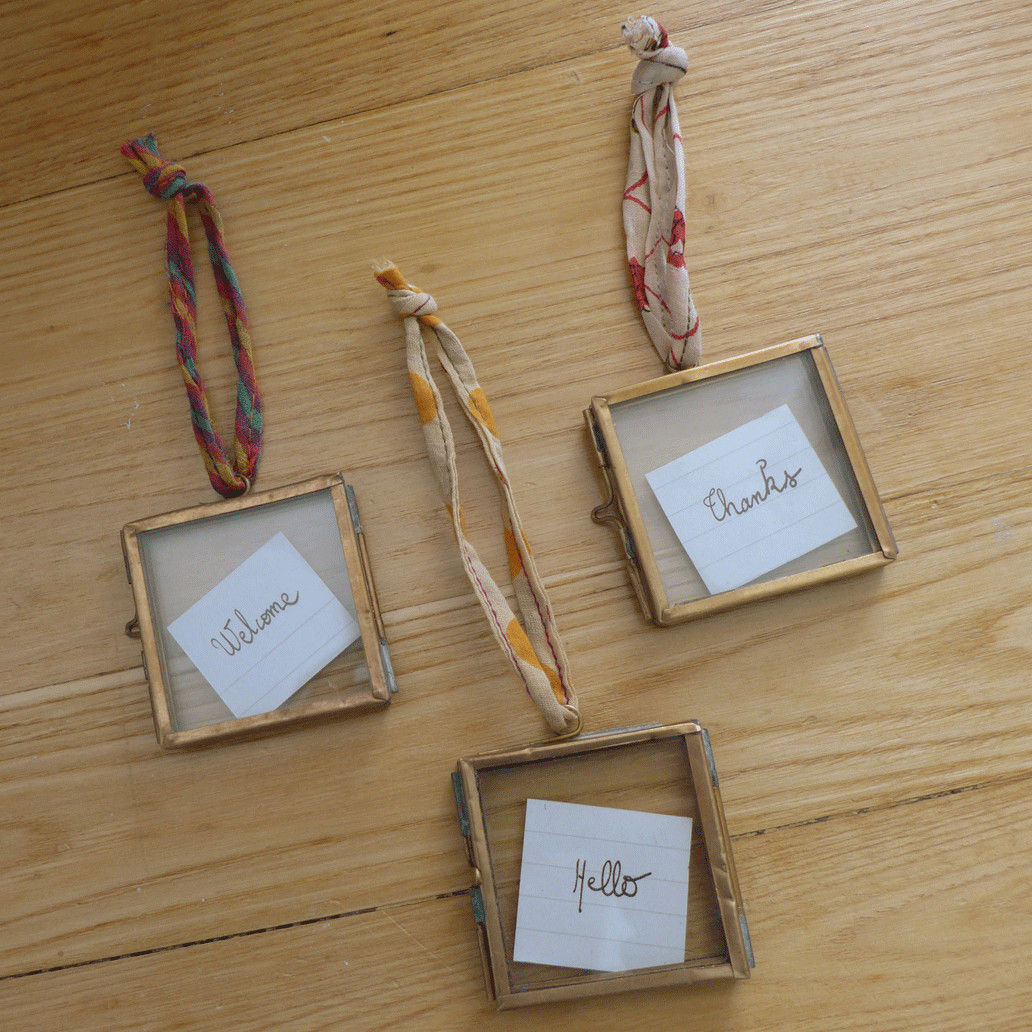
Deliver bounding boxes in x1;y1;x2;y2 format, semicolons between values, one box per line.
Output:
703;458;802;523
572;858;652;914
210;592;301;657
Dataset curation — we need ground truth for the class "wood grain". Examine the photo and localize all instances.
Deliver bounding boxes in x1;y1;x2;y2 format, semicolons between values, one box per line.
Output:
2;0;1030;691
0;0;775;207
2;466;1031;976
2;776;1029;1031
2;0;1031;1026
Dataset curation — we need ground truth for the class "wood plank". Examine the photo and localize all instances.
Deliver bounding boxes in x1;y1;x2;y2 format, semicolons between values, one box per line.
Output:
2;0;1030;1026
0;0;773;207
2;772;1029;1030
2;464;1031;976
2;0;1031;693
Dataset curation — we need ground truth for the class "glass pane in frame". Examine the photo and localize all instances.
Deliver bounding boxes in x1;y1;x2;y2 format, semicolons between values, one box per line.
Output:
124;477;391;745
591;339;895;622
458;724;751;1006
610;347;879;607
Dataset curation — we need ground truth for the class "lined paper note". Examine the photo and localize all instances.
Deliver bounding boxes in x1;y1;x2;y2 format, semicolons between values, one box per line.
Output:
512;800;693;972
167;532;361;718
645;405;857;594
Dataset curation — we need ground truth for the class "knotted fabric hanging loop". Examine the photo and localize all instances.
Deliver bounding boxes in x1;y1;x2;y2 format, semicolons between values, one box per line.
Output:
621;16;702;371
122;134;263;498
375;265;581;737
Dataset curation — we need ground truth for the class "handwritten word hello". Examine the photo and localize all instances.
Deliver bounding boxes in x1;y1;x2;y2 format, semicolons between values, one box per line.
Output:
210;592;301;656
572;858;652;914
703;458;803;523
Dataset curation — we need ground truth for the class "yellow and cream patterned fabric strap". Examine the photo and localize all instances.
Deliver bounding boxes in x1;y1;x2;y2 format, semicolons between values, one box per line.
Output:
375;264;581;737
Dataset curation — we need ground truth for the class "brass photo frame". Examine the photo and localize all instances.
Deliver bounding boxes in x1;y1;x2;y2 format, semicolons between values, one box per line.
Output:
452;721;753;1008
586;336;897;625
122;474;396;748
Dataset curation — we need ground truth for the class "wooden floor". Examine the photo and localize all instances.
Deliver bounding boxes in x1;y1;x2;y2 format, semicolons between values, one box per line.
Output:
2;0;1031;1027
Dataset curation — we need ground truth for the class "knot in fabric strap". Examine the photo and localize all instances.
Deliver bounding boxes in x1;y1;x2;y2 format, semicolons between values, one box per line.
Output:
121;134;263;498
142;161;192;200
622;16;688;93
388;287;437;320
374;265;442;327
122;135;194;200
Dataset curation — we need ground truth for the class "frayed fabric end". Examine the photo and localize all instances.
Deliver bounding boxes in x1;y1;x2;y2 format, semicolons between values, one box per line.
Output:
621;15;664;55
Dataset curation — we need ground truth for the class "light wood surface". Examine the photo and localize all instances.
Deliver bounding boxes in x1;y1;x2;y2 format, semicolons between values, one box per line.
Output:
2;1;1030;1028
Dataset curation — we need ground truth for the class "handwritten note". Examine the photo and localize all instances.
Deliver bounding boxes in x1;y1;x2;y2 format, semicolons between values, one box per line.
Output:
512;800;693;972
167;532;361;718
645;405;857;594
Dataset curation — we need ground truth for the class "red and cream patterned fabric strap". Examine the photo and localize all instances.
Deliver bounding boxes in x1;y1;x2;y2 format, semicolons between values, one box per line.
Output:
375;265;581;737
622;15;702;371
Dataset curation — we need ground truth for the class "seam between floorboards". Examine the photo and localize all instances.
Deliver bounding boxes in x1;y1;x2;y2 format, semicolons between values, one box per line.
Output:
733;768;1032;840
2;766;1029;984
0;887;470;984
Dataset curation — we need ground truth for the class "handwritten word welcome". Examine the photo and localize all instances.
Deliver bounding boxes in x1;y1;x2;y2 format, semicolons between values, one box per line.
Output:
572;858;652;914
703;457;802;523
210;592;301;657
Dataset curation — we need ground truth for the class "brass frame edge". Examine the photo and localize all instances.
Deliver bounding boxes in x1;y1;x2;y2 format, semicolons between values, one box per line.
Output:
121;522;175;747
660;551;891;625
588;337;897;627
685;732;752;979
457;759;512;1004
121;473;390;749
595;336;818;409
329;478;392;704
809;343;899;559
457;720;748;1007
586;400;668;623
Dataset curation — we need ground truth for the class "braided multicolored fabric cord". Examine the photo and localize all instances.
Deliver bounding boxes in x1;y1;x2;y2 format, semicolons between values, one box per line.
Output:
622;16;702;370
122;134;262;497
375;265;581;737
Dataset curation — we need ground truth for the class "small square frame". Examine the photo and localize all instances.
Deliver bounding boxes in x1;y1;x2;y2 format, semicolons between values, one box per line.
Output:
585;336;897;625
122;473;395;749
452;721;753;1008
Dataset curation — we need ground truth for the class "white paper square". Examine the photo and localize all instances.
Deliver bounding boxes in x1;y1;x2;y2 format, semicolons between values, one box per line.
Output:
512;800;693;972
645;405;857;594
167;532;361;718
